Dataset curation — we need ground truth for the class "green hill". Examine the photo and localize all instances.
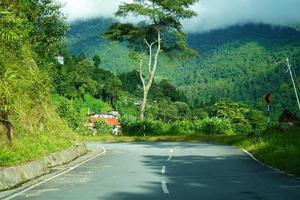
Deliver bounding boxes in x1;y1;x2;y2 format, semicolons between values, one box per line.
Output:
67;19;300;119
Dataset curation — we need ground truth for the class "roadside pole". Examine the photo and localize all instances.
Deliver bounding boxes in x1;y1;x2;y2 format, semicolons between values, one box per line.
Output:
285;58;300;112
264;94;272;126
267;104;270;126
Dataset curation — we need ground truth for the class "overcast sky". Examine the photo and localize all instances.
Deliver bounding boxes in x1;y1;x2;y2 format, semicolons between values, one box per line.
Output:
57;0;300;32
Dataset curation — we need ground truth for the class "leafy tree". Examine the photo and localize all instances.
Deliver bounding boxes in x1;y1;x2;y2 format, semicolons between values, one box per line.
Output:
102;77;122;107
26;0;68;58
209;100;266;133
92;55;101;67
104;0;198;118
118;70;141;96
159;79;186;102
67;59;97;98
55;96;81;129
173;102;191;118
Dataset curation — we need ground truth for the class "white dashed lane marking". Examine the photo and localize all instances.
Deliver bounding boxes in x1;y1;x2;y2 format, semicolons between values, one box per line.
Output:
161;181;170;194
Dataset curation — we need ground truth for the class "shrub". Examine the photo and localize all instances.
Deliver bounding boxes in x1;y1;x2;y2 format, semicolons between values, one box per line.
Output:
76;128;95;136
55;97;81;129
120;115;236;136
120;115;168;136
119;115;143;136
209;100;266;134
198;117;234;135
143;119;168;135
169;120;194;134
94;120;112;135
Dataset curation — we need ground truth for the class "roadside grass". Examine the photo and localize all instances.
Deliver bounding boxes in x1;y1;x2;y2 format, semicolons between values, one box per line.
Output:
80;127;300;176
0;132;76;167
236;128;300;176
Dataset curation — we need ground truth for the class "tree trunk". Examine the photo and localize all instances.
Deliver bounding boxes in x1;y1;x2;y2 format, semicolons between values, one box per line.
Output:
140;89;149;119
1;112;13;144
139;30;161;119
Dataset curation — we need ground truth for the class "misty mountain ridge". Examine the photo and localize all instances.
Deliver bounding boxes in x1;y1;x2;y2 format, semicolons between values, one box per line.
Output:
67;18;300;55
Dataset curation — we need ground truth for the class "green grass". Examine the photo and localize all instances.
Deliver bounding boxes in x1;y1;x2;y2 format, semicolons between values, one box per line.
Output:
80;127;300;176
0;133;75;167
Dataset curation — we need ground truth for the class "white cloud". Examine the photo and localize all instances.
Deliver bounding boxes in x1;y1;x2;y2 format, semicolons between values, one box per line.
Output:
57;0;300;32
184;0;300;32
57;0;131;22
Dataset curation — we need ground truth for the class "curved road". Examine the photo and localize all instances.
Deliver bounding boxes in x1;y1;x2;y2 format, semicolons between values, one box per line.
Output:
7;142;300;200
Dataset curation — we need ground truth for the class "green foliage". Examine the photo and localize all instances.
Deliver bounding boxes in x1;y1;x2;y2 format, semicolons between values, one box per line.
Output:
52;94;113;130
104;0;198;55
149;100;179;121
54;96;81;129
169;120;194;134
80;94;112;113
159;79;187;102
27;0;68;58
148;99;190;122
54;53;124;107
0;0;90;165
120;115;168;136
196;117;234;135
120;115;235;135
92;55;101;67
209;100;266;134
94;120;111;135
67;20;300;121
0;130;74;166
67;59;97;97
0;7;23;44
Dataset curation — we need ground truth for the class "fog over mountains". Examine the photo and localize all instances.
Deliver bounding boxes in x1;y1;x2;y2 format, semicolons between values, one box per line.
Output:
58;0;300;32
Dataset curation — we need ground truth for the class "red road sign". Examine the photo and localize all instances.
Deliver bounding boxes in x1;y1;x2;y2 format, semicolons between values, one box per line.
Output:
265;94;272;104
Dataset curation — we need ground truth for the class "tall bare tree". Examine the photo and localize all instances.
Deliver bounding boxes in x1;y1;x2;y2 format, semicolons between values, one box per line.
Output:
104;0;198;118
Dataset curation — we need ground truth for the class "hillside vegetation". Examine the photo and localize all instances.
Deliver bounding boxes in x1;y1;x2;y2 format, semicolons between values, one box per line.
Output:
68;19;300;120
0;0;76;166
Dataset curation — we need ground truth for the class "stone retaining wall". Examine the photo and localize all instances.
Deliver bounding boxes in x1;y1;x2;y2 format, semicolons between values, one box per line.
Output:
0;143;87;191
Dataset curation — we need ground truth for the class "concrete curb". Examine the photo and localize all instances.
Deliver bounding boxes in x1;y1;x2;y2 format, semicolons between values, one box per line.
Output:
0;145;106;200
0;143;87;191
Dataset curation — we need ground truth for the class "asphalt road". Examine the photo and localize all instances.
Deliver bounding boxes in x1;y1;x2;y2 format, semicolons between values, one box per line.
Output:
6;142;300;200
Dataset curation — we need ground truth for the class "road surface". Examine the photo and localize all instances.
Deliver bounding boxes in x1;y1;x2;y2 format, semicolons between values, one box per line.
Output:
5;142;300;200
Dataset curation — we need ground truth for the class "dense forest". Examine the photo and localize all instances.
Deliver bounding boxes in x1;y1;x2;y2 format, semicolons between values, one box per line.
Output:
67;18;300;120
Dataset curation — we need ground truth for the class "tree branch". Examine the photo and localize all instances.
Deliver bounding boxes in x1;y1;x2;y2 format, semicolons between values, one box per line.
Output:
152;1;157;25
147;29;161;90
144;39;156;75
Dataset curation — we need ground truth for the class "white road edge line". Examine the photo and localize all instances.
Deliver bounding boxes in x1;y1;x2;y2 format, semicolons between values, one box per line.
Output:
161;181;170;194
242;149;298;179
3;147;107;200
161;166;166;174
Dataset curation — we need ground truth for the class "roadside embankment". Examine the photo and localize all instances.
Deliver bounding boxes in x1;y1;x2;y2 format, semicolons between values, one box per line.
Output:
0;143;87;191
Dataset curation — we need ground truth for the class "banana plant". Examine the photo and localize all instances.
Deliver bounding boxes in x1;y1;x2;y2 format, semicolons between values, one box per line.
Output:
0;10;19;43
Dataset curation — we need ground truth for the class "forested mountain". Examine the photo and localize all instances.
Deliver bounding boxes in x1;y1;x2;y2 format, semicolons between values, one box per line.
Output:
67;18;300;119
183;24;300;118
